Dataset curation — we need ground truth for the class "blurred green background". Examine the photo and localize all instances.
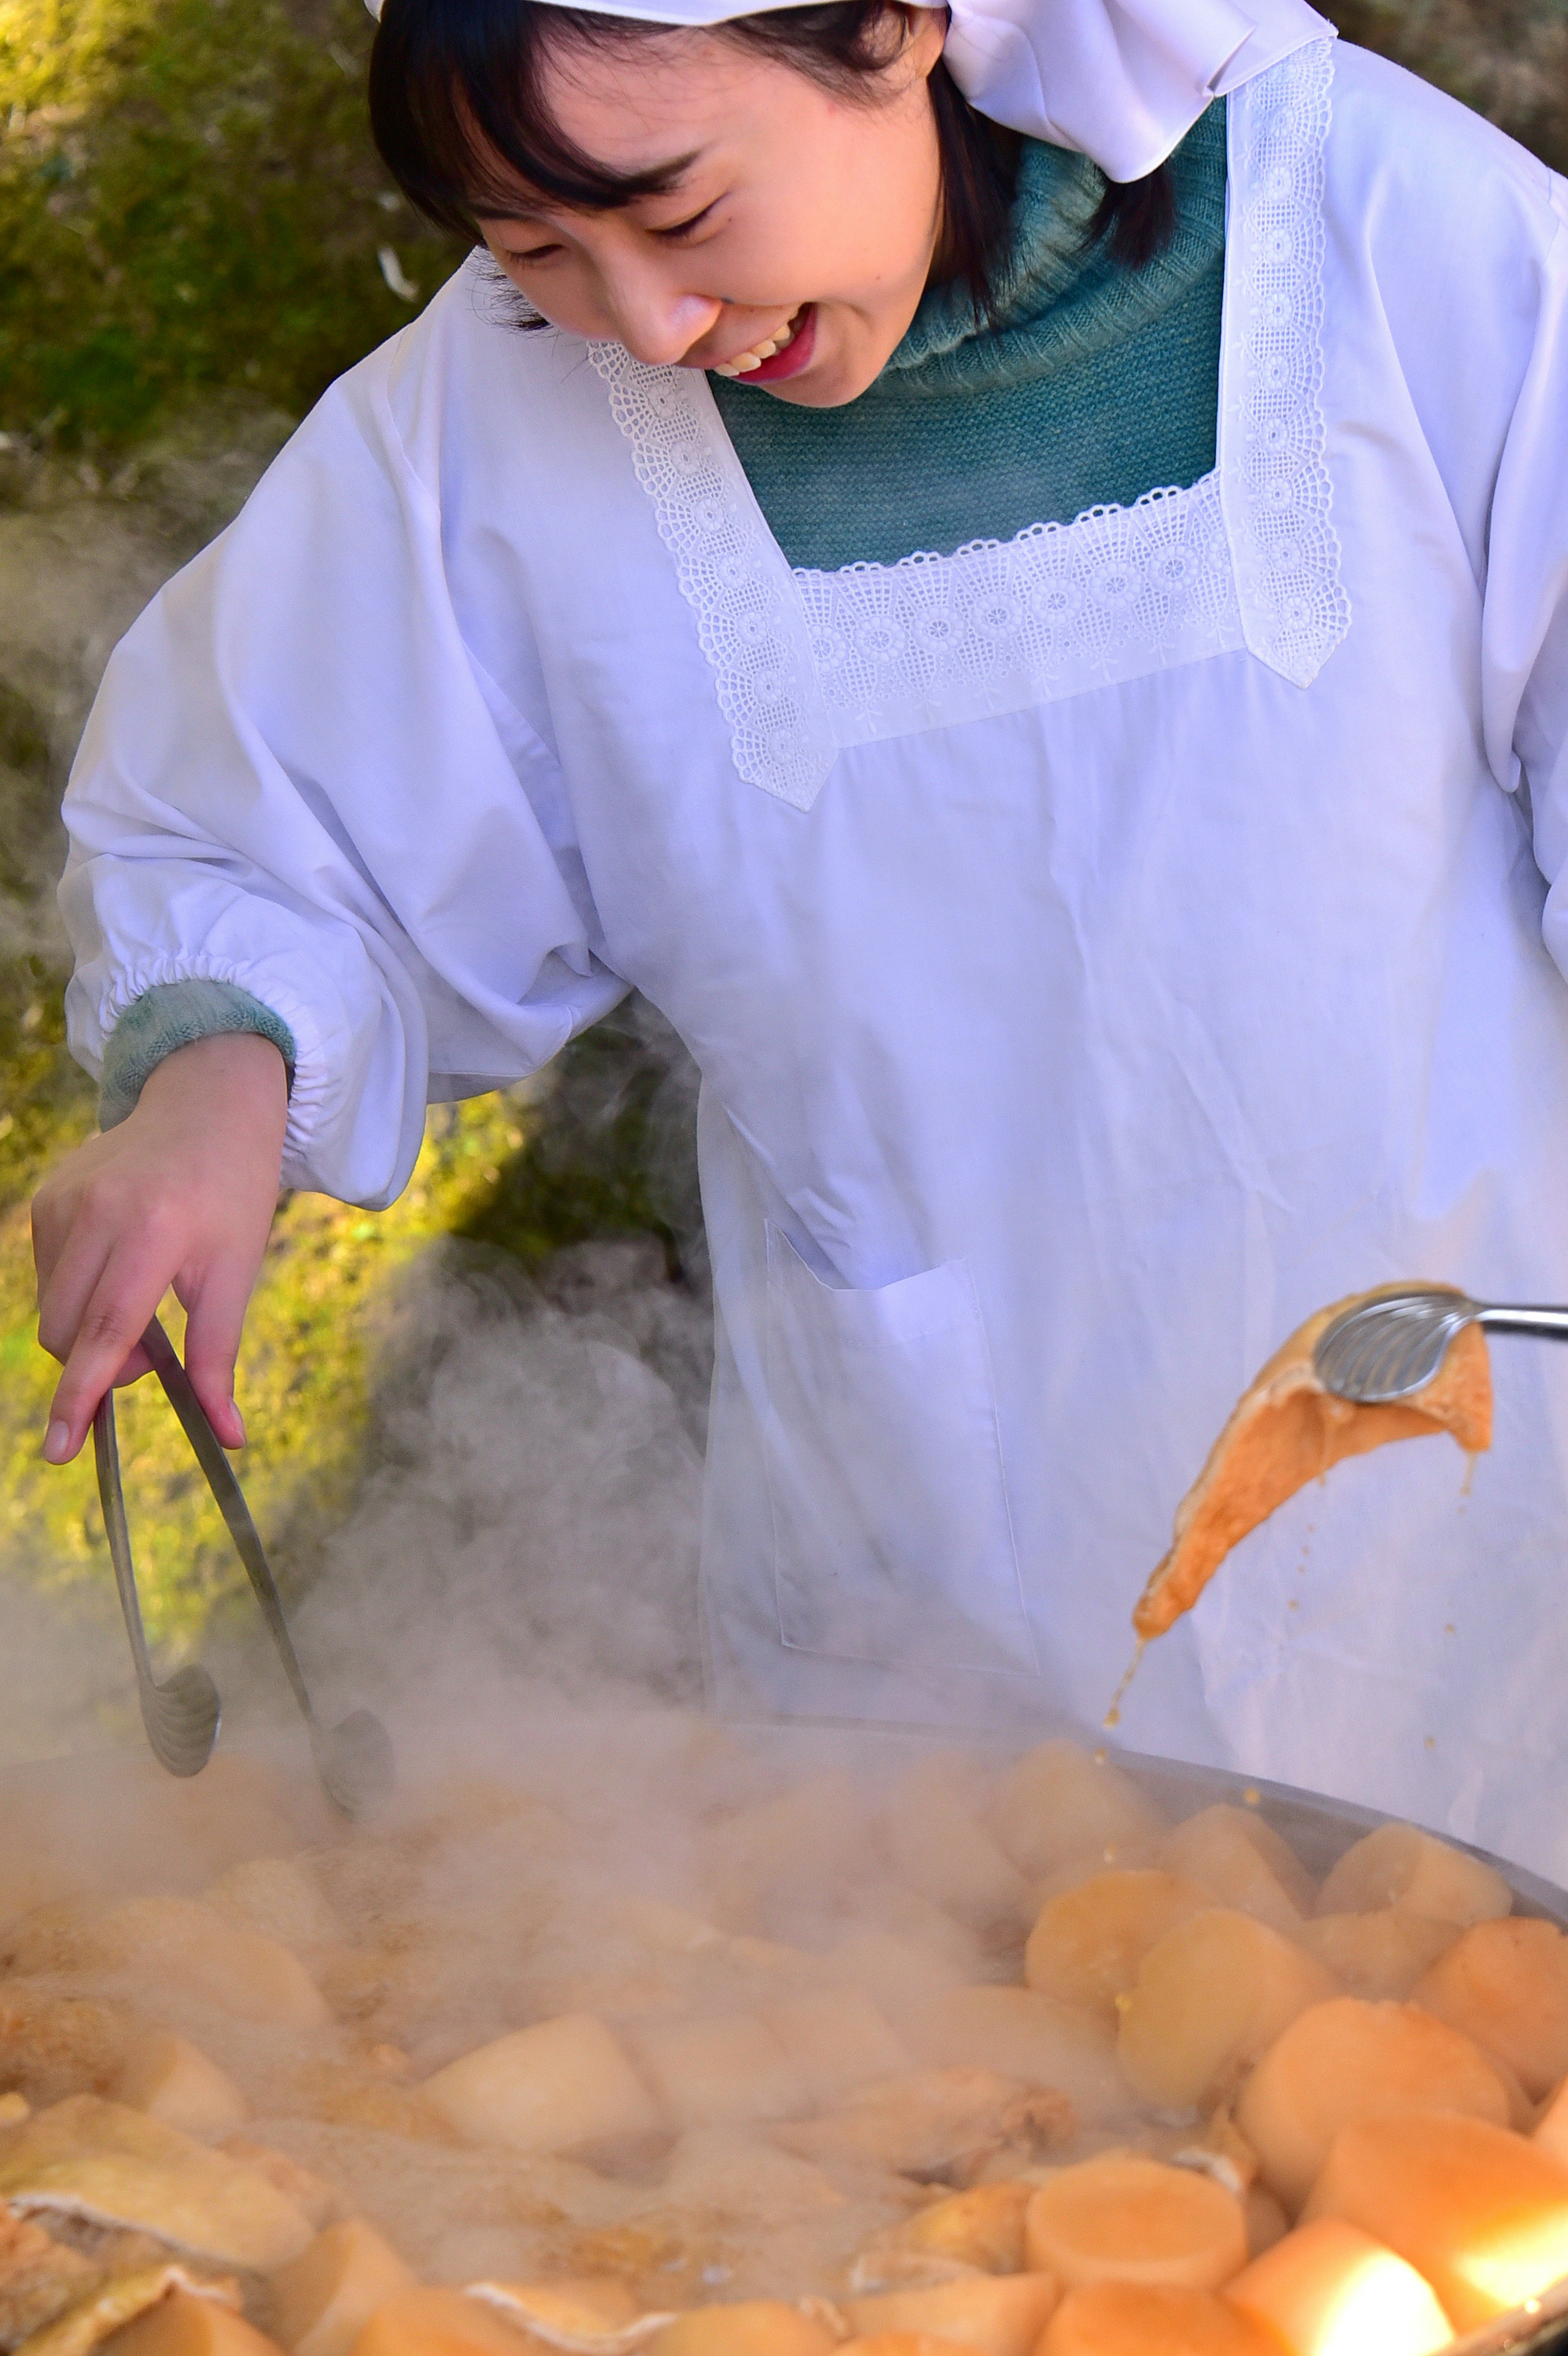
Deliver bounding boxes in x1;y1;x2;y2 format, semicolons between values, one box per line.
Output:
0;0;1564;1744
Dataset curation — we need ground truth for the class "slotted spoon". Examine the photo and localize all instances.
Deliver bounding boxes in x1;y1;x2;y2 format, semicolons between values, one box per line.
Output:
1313;1286;1568;1404
94;1315;394;1816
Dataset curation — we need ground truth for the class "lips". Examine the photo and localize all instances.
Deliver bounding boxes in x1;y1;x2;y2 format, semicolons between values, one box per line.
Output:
710;305;816;387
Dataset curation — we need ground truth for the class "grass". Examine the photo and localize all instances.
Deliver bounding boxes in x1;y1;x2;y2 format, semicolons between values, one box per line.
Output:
0;0;465;450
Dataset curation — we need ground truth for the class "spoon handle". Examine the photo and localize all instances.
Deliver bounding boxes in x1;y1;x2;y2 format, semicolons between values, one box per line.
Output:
138;1315;318;1731
1475;1305;1568;1341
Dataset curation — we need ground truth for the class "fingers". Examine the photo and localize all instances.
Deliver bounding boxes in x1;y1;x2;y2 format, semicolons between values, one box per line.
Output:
40;1225;186;1463
180;1256;264;1449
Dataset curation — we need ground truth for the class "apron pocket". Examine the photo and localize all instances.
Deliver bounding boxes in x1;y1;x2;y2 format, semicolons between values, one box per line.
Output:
763;1222;1036;1675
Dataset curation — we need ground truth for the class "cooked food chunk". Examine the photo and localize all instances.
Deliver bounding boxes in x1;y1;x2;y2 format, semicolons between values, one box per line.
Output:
1157;1810;1313;1934
1038;2281;1280;2354
114;2044;247;2146
349;2289;550;2356
1023;2155;1247;2293
1117;1912;1340;2112
96;2289;278;2356
1297;1912;1460;2001
1410;1917;1568;2099
1303;2111;1568;2330
421;2018;662;2155
629;2019;804;2133
1133;1288;1490;1641
987;1745;1163;1883
904;1987;1123;2124
0;2197;98;2345
269;2224;415;2356
0;2100;311;2271
876;1757;1031;1926
1025;1873;1208;2021
80;1903;329;2034
646;2305;838;2356
850;2183;1032;2285
1316;1826;1511;1929
1234;1997;1512;2210
773;2066;1064;2177
1224;2216;1452;2355
843;2274;1060;2356
762;1990;910;2111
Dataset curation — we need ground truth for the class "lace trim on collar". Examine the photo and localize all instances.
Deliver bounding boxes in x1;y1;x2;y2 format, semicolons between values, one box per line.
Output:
591;38;1347;811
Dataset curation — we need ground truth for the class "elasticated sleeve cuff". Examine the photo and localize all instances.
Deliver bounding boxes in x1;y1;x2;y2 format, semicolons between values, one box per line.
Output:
99;979;298;1131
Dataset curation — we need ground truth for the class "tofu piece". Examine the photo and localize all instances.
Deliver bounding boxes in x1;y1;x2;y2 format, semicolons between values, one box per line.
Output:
270;2222;417;2356
115;2038;249;2144
420;2017;663;2154
629;2017;806;2131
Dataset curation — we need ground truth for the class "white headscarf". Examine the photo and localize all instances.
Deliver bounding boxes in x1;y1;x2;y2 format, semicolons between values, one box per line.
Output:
365;0;1334;182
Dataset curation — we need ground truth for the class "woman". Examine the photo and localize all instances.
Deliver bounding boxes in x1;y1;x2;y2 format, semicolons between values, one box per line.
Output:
33;0;1568;1871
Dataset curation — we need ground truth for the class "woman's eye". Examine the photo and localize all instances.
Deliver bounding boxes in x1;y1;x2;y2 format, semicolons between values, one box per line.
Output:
653;201;718;243
505;242;563;267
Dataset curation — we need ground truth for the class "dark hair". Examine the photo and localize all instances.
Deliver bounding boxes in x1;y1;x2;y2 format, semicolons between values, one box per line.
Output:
369;0;1174;324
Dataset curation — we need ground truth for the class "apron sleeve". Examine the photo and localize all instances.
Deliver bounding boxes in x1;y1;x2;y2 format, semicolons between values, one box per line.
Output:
1479;174;1568;976
59;345;626;1210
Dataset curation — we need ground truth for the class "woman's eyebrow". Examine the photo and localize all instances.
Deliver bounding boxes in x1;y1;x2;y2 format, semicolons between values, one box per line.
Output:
486;149;708;223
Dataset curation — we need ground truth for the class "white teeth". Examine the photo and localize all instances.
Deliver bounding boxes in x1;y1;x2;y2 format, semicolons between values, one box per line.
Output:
712;313;801;378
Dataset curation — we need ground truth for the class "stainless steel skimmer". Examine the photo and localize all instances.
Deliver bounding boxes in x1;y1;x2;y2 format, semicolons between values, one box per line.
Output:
1313;1286;1568;1404
93;1315;394;1816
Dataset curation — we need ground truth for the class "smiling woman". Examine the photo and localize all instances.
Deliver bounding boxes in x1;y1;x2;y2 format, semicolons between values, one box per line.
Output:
371;3;982;403
30;0;1568;1886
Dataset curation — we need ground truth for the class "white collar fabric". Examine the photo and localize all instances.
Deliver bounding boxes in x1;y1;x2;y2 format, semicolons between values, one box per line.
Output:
363;0;1335;182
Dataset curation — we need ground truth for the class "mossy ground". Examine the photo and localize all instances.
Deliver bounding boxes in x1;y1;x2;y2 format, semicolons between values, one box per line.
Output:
0;0;1564;1693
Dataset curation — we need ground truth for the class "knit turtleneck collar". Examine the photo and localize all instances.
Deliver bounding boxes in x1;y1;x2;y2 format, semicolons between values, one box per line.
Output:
876;100;1227;401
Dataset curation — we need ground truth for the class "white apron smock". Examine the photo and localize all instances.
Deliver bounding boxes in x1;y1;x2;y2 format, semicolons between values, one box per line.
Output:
61;40;1568;1877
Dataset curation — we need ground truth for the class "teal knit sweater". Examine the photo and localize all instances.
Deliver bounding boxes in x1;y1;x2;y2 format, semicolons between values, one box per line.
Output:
97;111;1226;1123
710;103;1227;570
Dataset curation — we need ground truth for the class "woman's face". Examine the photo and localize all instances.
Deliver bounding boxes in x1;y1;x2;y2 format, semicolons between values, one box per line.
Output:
477;11;949;408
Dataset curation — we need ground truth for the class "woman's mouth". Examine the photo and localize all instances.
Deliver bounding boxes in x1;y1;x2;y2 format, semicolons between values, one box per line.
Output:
710;305;816;386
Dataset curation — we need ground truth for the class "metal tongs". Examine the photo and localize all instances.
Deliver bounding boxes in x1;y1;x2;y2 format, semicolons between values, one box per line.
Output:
1314;1286;1568;1403
93;1315;393;1816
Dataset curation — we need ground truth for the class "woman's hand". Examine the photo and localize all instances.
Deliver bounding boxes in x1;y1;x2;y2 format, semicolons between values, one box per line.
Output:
31;1032;291;1463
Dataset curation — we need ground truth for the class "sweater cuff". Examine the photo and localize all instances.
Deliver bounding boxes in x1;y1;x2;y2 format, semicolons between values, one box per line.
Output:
99;981;298;1130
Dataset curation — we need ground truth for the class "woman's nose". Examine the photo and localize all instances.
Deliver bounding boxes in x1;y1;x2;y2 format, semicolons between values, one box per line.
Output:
608;284;724;367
